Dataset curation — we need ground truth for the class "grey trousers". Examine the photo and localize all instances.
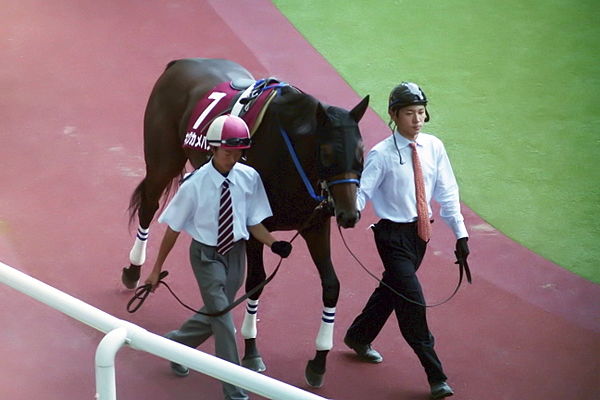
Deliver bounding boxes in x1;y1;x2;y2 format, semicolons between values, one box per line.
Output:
166;239;248;400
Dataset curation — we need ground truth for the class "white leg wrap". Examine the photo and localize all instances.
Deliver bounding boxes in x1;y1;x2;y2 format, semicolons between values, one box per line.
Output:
315;307;336;351
241;299;259;339
129;226;149;266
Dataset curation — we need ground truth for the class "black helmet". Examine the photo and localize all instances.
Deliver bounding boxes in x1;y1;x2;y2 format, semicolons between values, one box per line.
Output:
388;82;430;122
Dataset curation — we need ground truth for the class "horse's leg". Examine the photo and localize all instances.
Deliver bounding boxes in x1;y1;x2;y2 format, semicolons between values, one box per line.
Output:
240;236;267;372
121;148;187;288
127;177;163;264
121;182;153;289
301;219;339;388
121;172;179;288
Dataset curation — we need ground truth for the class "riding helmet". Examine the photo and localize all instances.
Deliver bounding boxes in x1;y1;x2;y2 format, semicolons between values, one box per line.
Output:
206;114;252;149
388;82;430;122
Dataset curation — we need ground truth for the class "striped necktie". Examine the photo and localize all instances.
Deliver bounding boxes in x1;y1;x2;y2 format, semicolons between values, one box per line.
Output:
217;179;234;254
410;142;431;242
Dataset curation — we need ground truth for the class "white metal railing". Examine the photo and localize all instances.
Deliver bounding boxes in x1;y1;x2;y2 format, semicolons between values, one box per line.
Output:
0;261;329;400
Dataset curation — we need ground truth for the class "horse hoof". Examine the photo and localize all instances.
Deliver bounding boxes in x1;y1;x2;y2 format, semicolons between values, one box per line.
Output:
242;356;266;373
304;362;325;388
121;266;140;289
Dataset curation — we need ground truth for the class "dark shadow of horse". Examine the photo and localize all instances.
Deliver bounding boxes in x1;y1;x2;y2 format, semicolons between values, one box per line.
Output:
121;58;369;387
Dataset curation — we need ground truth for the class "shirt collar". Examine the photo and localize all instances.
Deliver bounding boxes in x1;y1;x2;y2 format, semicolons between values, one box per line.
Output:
394;130;423;149
208;160;236;187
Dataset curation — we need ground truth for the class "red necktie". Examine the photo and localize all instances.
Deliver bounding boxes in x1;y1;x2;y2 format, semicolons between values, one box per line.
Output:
217;179;234;254
410;142;431;242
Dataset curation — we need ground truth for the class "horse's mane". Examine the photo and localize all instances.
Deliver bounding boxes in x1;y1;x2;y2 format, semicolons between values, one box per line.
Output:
267;88;321;135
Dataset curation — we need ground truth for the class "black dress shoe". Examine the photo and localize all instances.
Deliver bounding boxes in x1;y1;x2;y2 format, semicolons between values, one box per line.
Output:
430;381;454;399
343;336;383;363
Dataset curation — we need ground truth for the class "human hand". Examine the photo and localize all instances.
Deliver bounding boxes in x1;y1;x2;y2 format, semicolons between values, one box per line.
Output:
271;241;292;258
454;237;471;283
455;237;469;262
144;270;163;292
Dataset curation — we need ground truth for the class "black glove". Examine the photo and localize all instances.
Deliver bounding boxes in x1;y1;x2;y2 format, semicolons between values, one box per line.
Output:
455;237;469;261
271;241;292;258
454;237;472;283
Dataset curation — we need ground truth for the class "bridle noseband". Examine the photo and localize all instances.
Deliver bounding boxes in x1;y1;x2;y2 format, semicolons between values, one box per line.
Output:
326;178;360;187
317;178;360;215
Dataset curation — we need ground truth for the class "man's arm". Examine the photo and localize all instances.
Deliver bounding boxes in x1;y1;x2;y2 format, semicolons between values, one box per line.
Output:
144;226;181;291
248;223;292;258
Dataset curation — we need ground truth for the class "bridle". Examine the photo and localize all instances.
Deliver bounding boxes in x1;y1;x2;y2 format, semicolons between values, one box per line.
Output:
279;126;360;207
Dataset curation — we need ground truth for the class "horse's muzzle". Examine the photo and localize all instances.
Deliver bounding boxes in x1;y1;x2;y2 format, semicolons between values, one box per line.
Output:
336;210;360;228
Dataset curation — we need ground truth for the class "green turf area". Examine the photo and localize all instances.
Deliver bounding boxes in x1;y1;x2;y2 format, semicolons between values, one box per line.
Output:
274;0;600;283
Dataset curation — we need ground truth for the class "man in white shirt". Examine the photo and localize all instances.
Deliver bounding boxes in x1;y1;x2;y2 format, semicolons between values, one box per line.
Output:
144;115;292;400
343;82;470;399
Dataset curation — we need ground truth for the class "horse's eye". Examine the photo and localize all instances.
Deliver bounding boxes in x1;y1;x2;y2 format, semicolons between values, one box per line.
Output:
320;144;335;167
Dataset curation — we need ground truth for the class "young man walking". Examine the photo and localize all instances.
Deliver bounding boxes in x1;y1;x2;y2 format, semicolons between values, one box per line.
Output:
344;82;470;399
144;115;292;400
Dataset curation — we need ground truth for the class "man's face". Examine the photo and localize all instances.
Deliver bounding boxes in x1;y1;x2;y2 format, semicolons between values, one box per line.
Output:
390;104;427;140
212;147;243;174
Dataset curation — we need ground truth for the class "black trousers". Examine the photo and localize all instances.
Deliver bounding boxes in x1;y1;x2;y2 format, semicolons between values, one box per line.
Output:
346;219;447;384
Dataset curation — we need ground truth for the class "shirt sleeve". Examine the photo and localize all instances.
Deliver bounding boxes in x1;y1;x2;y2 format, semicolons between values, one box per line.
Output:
246;173;273;226
432;145;468;239
357;148;384;211
157;183;196;232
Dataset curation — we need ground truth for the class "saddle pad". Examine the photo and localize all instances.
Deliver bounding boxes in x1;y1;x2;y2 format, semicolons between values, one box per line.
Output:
183;80;279;152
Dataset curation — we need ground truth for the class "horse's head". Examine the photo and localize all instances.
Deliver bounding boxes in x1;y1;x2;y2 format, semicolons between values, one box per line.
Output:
315;96;370;228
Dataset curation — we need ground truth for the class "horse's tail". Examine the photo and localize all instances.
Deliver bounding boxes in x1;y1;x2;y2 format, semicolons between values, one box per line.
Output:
127;171;185;229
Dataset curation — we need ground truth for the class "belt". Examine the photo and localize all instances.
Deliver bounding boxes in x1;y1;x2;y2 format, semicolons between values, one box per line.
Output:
379;218;434;225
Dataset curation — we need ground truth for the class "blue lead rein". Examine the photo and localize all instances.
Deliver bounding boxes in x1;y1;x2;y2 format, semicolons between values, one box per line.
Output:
279;127;326;202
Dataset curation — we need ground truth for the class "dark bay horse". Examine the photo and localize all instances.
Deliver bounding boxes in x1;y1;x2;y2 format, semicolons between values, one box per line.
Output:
121;58;369;387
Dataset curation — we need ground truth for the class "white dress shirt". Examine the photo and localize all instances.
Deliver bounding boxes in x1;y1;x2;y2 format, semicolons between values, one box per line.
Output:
159;160;273;245
357;131;468;239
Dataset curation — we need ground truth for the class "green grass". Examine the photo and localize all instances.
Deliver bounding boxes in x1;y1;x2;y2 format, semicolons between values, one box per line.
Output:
274;0;600;283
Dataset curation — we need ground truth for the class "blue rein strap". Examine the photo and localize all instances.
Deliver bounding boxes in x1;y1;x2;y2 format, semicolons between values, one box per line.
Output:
327;178;360;187
279;127;326;202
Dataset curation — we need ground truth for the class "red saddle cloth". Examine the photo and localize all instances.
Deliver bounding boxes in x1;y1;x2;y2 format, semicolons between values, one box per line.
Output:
182;80;279;152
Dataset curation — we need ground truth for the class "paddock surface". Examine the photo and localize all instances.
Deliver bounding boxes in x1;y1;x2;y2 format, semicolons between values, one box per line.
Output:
1;1;598;399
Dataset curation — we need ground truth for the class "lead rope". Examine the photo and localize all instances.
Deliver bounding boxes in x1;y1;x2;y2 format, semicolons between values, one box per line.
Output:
127;202;328;315
127;255;290;316
337;225;470;308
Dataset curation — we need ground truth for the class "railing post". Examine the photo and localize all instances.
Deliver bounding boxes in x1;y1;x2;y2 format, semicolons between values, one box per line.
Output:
95;327;128;400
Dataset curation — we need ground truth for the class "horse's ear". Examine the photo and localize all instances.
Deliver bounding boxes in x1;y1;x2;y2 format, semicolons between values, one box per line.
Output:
316;103;332;126
349;95;370;123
